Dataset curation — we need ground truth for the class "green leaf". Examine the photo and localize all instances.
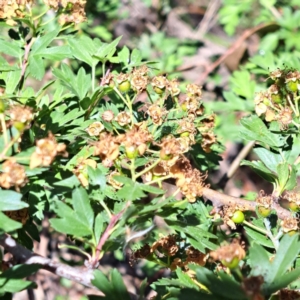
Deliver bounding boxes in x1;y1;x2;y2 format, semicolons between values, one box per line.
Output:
130;48;142;66
94;36;122;62
118;46;130;65
94;213;104;239
240;115;285;148
68;36;98;66
27;55;45;80
31;27;60;54
194;266;247;299
0;39;22;57
37;45;71;60
176;268;199;290
139;184;164;195
245;226;274;248
75;67;91;99
92;269;131;300
253;148;282;173
72;187;94;228
264;234;300;285
3;69;21;94
249;243;270;277
0;277;36;294
0;212;22;233
0;190;28;211
116;183;146;200
241;160;277;183
265;267;300;295
0;264;40;279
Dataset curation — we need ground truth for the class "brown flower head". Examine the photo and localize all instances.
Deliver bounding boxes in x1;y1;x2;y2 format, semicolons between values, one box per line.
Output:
134;65;149;76
130;73;148;93
56;0;86;24
30;133;68;169
9;105;33;129
5;207;29;225
73;158;97;187
170;157;208;203
129;244;151;266
280;217;298;233
210;239;246;266
241;276;264;299
181;96;199;113
167;78;181;97
185;246;206;266
147;103;166;125
115;111;131;127
0;159;27;190
177;119;196;135
0;0;33;25
93;132;120;167
277;107;293;130
256;190;273;209
282;190;300;207
86;121;104;136
119;122;152;156
186;83;202;98
201;132;216;153
277;289;300;300
151;235;179;257
159;136;182;161
151;76;168;93
101;110;114;122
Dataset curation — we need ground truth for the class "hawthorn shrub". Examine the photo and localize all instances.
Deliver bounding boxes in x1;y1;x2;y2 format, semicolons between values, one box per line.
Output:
1;1;300;300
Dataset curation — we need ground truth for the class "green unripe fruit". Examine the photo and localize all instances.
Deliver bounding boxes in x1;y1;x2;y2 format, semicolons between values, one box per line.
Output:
160;151;172;161
221;257;239;269
125;146;138;159
286;81;298;93
118;80;131;93
288;202;299;212
13;121;25;132
180;131;190;137
181;103;188;112
154;86;165;95
271;93;282;104
288;230;298;236
257;206;271;218
231;210;245;224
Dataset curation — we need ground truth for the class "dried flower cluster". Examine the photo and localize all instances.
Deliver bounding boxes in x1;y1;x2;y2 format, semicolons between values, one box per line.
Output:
44;0;86;24
0;0;33;25
30;132;68;169
210;239;246;267
130;235;206;271
5;207;29;224
254;69;300;130
0;159;27;191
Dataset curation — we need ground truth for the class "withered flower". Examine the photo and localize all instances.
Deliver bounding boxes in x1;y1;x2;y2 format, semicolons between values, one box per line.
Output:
186;83;202;98
0;159;27;191
5;208;29;225
30;133;68;169
280;217;298;233
86;121;104;136
151;76;168;94
185;246;206;266
93;132;120;167
241;276;264;300
200;132;216;153
210;239;246;267
102;110;114;122
278;107;293;130
115;111;131;127
151;235;179;257
167;79;181;97
131;73;148;93
147;103;166;126
256;190;273;209
73;158;97;187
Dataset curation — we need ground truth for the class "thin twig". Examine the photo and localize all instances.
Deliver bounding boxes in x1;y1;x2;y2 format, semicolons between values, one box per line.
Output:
202;187;291;220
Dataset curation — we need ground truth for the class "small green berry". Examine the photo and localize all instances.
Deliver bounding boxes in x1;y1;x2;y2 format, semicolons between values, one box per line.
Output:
118;80;131;93
221;257;240;269
153;86;165;95
231;210;245;224
257;206;271;218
